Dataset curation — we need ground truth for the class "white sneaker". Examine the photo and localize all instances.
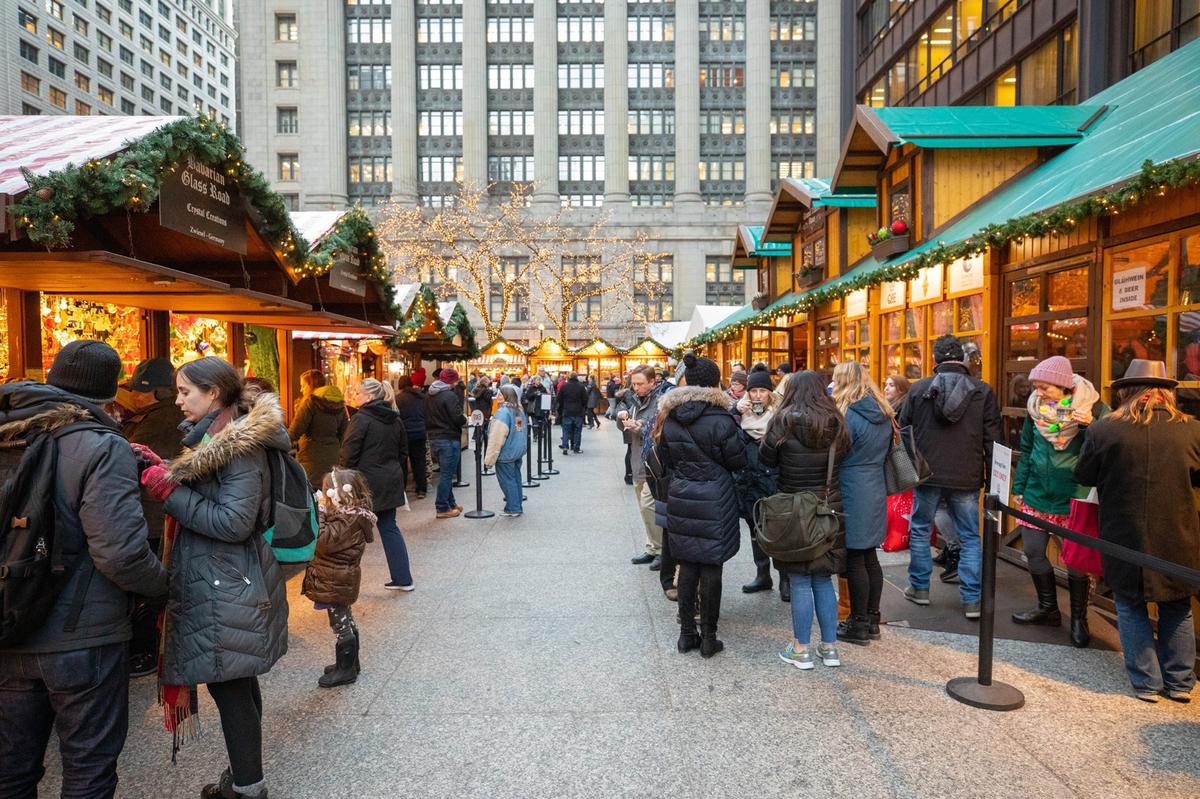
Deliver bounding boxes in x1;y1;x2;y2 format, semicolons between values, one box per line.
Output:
779;643;814;670
817;643;841;667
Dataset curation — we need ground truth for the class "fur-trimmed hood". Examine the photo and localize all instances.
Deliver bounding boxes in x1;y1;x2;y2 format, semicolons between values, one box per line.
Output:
0;381;119;440
169;393;291;483
654;386;735;436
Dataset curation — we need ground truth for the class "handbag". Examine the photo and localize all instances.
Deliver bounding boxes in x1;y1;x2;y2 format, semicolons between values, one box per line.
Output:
883;490;913;552
884;421;930;495
753;443;841;563
1060;487;1103;576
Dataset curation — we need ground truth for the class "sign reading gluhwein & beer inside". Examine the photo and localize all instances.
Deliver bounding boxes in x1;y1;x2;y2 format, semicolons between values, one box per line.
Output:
159;154;248;254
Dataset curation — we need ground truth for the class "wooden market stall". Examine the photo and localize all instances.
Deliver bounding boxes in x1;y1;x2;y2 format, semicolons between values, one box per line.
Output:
572;337;623;378
470;337;531;377
391;284;479;379
525;337;574;376
621;337;671;372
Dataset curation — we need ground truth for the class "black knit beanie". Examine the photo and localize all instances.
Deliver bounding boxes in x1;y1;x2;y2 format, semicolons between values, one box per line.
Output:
47;340;122;401
933;334;965;364
746;363;775;392
682;352;721;388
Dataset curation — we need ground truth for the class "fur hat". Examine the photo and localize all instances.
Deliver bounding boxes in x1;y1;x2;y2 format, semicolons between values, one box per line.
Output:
682;353;721;389
933;334;965;364
47;340;122;402
746;363;774;392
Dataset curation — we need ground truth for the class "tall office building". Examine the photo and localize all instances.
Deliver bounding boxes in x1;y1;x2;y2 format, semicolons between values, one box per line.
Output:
237;0;821;344
4;0;237;125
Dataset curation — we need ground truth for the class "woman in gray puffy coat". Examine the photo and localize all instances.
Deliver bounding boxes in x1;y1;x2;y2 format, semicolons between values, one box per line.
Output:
139;357;288;799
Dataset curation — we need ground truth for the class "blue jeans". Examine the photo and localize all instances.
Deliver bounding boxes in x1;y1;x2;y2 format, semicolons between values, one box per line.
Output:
0;642;129;799
1114;595;1196;694
909;485;982;603
789;573;839;646
376;506;412;585
495;459;523;513
431;438;461;513
560;415;583;451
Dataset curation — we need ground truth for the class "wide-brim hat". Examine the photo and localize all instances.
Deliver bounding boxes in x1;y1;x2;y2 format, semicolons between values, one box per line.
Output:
1111;359;1177;390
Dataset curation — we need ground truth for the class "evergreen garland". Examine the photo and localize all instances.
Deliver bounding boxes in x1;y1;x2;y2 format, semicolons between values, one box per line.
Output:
688;154;1200;347
390;284;480;357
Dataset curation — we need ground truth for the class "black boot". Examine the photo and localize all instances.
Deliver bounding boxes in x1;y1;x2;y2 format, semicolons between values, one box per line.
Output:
1012;572;1062;626
200;769;268;798
778;574;791;603
1068;574;1091;648
939;546;961;583
699;580;723;658
677;585;700;653
323;629;363;675
319;636;358;688
700;626;724;658
836;615;872;646
741;567;772;594
932;547;949;566
866;610;882;640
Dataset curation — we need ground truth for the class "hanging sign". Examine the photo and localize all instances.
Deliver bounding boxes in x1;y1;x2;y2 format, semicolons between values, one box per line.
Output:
990;443;1013;507
909;264;943;305
159;153;247;253
329;256;367;297
1112;266;1147;311
879;280;906;311
947;253;985;296
844;289;868;320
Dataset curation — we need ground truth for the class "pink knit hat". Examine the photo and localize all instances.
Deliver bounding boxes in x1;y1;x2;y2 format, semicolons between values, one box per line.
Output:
1028;355;1074;389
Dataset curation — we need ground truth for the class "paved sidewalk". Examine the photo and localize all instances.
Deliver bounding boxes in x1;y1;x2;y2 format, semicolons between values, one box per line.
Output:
42;423;1200;798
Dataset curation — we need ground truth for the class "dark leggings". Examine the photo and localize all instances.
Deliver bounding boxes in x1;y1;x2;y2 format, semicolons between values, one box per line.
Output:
1020;524;1084;578
206;676;264;788
845;547;883;618
677;560;723;632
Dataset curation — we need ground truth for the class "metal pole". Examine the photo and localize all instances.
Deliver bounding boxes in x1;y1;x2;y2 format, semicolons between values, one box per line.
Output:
463;425;494;519
946;494;1025;711
534;416;548;480
523;418;540;488
544;415;559;476
453;445;469;488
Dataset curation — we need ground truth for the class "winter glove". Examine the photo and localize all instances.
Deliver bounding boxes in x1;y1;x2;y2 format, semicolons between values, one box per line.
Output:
130;442;164;468
140;465;178;502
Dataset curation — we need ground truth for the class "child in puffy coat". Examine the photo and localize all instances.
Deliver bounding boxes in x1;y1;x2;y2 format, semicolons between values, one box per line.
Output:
302;468;377;688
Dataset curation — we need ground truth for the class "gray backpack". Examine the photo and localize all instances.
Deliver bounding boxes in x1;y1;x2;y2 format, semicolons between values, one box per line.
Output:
753;443;840;563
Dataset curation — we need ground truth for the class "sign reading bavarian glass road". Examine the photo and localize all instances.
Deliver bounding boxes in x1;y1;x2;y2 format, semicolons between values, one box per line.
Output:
159;154;247;254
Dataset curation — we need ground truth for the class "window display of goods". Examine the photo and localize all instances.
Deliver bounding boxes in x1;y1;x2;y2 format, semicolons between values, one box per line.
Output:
170;315;230;365
41;294;142;379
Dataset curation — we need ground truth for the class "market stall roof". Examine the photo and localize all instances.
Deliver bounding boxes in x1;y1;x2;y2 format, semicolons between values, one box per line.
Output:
763;178;875;242
290;211;346;250
573;337;622;356
734;225;792;268
624;337;670;357
647;321;692;350
477;336;530;356
0;250;394;334
526;337;574;359
393;284;479;356
832;104;1107;190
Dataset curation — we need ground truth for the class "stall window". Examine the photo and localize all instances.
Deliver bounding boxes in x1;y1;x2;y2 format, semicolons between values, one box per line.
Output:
843;317;870;368
882;306;924;381
41;295;142;378
815;317;841;375
1107;229;1200;385
170;315;229;364
749;326;791;371
1002;263;1090;404
791;322;809;371
889;182;911;228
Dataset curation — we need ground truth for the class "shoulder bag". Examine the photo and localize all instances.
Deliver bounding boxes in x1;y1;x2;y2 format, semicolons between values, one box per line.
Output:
884;420;931;495
752;443;841;563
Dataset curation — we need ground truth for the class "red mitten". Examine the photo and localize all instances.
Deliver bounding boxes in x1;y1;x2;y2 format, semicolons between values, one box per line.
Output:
140;465;178;502
130;442;164;468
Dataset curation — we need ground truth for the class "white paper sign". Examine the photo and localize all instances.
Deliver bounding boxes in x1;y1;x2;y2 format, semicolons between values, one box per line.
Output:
948;253;985;295
844;289;868;320
1112;266;1147;310
909;265;944;305
880;280;906;311
540;393;552;411
990;443;1013;505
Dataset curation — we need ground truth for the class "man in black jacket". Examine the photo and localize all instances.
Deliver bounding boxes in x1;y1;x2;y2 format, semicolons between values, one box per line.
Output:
0;341;168;798
555;373;589;454
899;334;1002;619
426;368;468;518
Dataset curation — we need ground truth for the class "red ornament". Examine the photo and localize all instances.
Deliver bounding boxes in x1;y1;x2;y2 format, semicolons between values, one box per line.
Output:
890;219;909;235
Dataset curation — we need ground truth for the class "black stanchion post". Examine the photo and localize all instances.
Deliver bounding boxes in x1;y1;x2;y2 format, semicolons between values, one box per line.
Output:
523;420;540;488
481;424;494;476
544;416;559;476
946;494;1025;711
534;417;548;480
463;423;494;519
453;441;470;488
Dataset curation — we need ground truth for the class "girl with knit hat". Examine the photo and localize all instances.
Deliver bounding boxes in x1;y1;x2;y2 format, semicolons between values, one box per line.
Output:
1010;355;1108;646
735;364;787;598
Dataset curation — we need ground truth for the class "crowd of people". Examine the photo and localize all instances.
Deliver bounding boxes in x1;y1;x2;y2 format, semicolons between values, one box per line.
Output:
2;332;1198;798
612;338;1199;700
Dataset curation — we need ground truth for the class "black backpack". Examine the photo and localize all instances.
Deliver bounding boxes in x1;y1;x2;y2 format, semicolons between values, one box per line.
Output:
0;421;108;646
262;448;318;563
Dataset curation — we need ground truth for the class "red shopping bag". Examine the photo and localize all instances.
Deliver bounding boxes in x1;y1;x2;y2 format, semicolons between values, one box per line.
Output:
1061;489;1104;576
884;490;913;552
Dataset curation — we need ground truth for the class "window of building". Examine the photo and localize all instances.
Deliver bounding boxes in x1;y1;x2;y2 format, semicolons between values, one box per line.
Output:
20;39;40;64
418;63;463;90
98;31;112;51
487;110;532;136
120;97;135;113
1003;261;1090;402
281;193;300;211
561;194;604;207
120;72;134;90
699;158;745;182
558;62;604;89
489;257;530;323
275;13;297;41
627;62;673;88
98;57;112;77
491;63;536;90
349;156;392;184
705;257;744;304
73;14;88;35
346;18;391;44
349;110;391;137
348;64;391;90
47;27;65;50
48;56;66;77
74;99;91;115
488;155;534;182
48;1;64;21
776;160;813;179
98;85;114;105
699;66;743;88
49;86;67;108
276;107;298;134
141;85;154;102
73;42;89;63
558;155;604;182
628;156;674;182
700;110;745;135
75;71;90;91
631;193;672;207
486;17;531;42
275;60;297;87
20;71;41;95
562;256;602;321
419;155;463;183
772;63;815;88
770;110;815;135
119;20;132;39
20;9;38;34
140;34;154;54
1131;0;1200;71
556;16;603;42
771;16;815;40
634;256;673;321
699;15;745;41
558;109;603;135
628;109;674;135
21;102;41;115
419;16;464;43
628;15;673;41
278;154;299;182
140;58;153;77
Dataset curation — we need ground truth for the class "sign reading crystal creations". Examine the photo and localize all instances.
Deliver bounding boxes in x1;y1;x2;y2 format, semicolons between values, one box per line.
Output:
159;154;247;253
880;280;906;311
947;253;985;295
844;288;868;320
328;256;367;297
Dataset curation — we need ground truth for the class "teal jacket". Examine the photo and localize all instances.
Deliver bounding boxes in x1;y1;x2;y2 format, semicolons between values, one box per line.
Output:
1012;400;1109;515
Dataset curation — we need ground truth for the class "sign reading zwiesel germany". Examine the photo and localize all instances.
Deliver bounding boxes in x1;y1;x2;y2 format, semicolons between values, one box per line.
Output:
159;154;247;254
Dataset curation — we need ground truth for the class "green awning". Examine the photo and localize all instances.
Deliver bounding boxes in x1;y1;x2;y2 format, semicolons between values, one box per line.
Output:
873;105;1105;149
741;225;792;257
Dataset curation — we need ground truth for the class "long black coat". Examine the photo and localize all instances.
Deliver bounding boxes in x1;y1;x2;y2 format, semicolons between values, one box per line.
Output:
395;387;429;440
556;379;589;418
1074;410;1200;602
760;411;846;577
340;400;409;512
898;362;1002;491
654;387;748;565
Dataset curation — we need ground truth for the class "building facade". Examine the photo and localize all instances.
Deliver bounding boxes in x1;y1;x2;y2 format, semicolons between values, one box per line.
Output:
237;0;821;345
3;0;237;125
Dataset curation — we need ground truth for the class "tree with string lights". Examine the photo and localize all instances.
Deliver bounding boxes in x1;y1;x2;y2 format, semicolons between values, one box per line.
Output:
376;183;667;345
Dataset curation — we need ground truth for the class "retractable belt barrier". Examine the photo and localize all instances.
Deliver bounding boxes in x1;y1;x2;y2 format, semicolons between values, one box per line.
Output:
947;493;1200;712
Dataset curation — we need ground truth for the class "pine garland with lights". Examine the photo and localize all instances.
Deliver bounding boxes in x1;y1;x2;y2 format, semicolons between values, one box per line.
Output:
389;284;479;357
688;154;1200;348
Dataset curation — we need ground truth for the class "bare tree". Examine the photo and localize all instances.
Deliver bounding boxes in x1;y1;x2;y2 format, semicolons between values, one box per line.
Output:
377;184;666;344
